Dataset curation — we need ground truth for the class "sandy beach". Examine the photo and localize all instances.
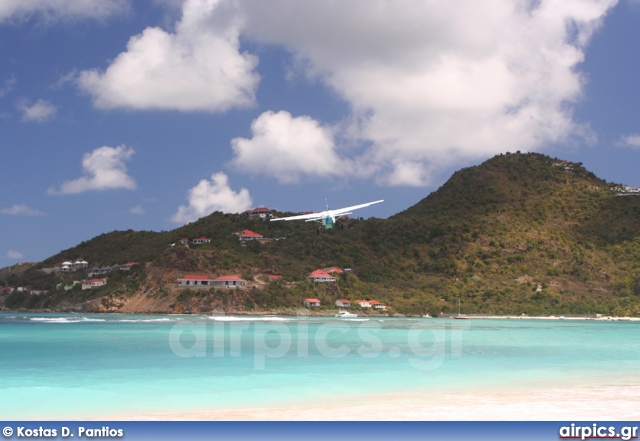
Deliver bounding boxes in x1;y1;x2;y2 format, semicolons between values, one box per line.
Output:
122;385;640;421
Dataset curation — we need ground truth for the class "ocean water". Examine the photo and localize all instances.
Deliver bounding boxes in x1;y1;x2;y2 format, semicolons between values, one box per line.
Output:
1;312;639;420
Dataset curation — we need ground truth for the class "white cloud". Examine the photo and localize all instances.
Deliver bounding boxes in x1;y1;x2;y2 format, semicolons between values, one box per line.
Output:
129;205;146;215
171;172;252;224
6;250;24;260
237;0;617;186
616;134;640;149
77;0;258;112
0;0;129;23
0;76;16;97
230;110;345;183
48;145;136;195
0;204;45;216
17;98;57;122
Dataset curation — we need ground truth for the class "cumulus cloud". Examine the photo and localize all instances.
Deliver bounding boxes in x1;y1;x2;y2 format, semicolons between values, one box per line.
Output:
48;145;136;195
171;172;252;224
6;250;24;260
129;205;146;215
0;0;129;23
236;0;617;186
17;98;57;122
0;204;45;216
77;0;258;112
230;110;345;183
616;134;640;149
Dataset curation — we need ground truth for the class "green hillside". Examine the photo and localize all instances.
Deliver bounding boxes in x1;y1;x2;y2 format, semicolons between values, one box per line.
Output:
3;152;640;316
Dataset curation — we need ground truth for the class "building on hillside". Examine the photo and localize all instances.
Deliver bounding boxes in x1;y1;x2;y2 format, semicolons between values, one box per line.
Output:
211;276;247;288
355;300;371;308
243;207;274;219
323;267;344;274
82;278;108;290
234;229;264;241
369;300;386;310
119;262;139;271
192;236;211;245
177;275;214;286
180;238;189;245
335;299;351;308
308;269;336;283
304;298;321;308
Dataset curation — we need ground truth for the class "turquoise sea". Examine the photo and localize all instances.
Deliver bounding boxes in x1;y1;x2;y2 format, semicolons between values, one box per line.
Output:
1;312;640;420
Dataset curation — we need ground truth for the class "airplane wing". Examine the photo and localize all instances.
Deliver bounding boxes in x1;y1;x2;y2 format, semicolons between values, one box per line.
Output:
331;200;384;216
271;212;324;222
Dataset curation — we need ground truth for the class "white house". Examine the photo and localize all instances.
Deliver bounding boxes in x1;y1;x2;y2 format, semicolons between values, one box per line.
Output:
304;298;321;308
234;229;264;241
243;207;274;219
192;236;211;245
355;300;371;308
211;276;247;288
335;299;351;308
82;278;108;290
369;300;386;310
177;275;214;286
119;262;138;271
308;269;336;283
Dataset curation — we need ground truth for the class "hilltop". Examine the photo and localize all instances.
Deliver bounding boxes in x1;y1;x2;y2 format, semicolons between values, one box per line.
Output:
2;152;640;316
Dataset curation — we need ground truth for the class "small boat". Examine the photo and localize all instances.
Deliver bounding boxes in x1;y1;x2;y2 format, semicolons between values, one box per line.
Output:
422;313;431;318
454;299;467;319
336;311;358;318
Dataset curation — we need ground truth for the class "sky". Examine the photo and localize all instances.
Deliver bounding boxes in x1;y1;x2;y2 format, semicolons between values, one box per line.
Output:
1;0;640;264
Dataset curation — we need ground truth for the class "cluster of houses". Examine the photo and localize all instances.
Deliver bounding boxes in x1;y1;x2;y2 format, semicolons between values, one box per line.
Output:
552;160;575;170
304;297;389;310
61;260;88;271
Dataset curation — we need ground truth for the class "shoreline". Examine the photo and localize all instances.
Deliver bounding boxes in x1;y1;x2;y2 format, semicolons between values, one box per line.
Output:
2;309;639;321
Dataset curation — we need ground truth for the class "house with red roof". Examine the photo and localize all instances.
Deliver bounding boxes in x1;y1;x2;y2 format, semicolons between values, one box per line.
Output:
192;236;211;245
304;298;321;307
177;275;214;286
82;277;108;290
308;269;336;283
323;267;344;274
119;262;139;271
335;298;351;308
267;275;283;281
211;276;247;288
243;207;273;219
354;300;371;308
369;300;386;310
234;229;264;241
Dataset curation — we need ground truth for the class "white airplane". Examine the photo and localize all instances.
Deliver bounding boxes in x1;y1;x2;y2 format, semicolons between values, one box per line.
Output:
271;199;384;230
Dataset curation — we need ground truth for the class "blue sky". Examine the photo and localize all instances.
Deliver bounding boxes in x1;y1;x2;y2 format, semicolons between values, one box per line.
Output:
1;0;639;264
